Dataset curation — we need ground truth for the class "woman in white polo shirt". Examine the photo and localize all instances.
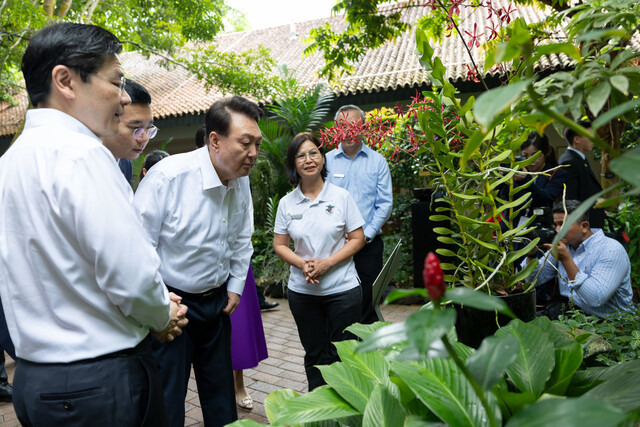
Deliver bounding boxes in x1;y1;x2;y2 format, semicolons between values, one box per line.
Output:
274;132;365;391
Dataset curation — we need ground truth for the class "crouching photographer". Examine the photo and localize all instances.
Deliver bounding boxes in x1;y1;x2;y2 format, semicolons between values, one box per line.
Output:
523;200;633;320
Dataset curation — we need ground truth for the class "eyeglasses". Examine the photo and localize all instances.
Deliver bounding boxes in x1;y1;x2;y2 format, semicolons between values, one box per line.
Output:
93;72;126;94
295;149;321;162
132;126;158;140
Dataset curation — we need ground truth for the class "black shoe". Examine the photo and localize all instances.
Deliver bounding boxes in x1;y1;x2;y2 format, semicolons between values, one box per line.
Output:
260;301;279;311
0;381;12;403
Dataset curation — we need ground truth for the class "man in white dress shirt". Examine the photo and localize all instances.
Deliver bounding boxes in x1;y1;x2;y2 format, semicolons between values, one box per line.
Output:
134;96;261;427
0;23;187;426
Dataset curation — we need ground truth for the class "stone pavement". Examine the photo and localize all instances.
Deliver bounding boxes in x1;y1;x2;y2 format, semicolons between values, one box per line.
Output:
0;298;419;426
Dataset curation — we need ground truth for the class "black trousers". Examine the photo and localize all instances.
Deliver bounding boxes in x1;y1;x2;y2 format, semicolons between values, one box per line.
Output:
153;285;236;427
354;235;384;324
13;335;168;427
288;286;362;391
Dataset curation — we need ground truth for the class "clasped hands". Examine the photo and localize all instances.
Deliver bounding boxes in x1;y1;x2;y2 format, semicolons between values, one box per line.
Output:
152;292;189;342
302;258;331;284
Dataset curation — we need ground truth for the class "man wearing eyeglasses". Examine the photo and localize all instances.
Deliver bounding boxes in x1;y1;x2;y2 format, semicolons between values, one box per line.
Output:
102;78;158;183
0;23;186;425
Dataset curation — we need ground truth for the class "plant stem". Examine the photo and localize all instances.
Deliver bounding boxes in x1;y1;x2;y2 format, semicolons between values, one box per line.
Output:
434;301;497;427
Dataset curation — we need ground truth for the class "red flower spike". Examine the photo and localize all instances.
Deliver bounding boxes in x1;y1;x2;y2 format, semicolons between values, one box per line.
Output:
423;252;445;300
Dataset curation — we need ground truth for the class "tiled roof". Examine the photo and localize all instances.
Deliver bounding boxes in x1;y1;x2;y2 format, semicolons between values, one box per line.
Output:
1;1;566;137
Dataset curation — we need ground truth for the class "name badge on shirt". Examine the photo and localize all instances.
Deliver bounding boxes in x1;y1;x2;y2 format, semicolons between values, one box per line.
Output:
290;214;302;220
333;173;345;178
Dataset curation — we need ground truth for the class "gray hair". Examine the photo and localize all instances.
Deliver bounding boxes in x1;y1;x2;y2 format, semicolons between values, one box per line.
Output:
334;104;365;121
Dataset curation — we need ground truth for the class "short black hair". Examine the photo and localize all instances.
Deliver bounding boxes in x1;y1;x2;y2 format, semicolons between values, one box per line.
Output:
124;78;151;105
21;23;122;106
334;104;365;121
521;131;557;167
140;150;169;180
205;96;262;138
552;200;589;223
285;132;328;186
564;120;592;146
195;124;206;148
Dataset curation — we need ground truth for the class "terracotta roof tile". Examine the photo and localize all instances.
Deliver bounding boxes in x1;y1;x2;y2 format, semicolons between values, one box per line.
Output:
1;2;568;137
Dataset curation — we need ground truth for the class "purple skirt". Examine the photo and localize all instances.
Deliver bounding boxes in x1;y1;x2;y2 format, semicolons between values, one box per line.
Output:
230;264;268;370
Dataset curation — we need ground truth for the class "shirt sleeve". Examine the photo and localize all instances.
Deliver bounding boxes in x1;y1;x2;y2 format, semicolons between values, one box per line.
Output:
566;242;629;310
345;192;365;233
274;196;289;235
524;252;558;286
58;148;170;332
133;168;172;249
365;157;393;239
227;180;254;296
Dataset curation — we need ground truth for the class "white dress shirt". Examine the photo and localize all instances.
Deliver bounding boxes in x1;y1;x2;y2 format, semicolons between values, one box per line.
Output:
0;109;171;363
134;147;253;295
274;182;364;296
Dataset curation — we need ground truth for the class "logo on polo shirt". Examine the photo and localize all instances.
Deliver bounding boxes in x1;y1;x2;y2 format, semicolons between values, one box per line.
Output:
326;205;334;214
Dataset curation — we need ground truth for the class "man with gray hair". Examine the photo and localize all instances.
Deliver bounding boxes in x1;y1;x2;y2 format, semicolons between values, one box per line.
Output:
326;104;393;324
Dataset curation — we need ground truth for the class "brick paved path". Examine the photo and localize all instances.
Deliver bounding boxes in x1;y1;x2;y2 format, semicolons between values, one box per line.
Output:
0;298;419;426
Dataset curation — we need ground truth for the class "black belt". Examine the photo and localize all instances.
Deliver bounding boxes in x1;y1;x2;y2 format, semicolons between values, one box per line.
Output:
166;280;228;302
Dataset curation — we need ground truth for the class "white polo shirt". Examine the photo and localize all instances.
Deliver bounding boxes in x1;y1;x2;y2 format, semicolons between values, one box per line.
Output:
274;182;364;296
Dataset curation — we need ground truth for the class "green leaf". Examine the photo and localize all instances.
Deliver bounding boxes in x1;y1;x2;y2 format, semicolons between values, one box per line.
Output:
346;321;393;341
545;342;583;395
445;288;515;318
273;386;360;425
586;81;611;116
356;322;408;352
384;288;427;305
495;320;556;397
362;384;406;427
610;147;640;188
585;363;640;411
392;359;501;427
609;75;629;95
405;309;458;354
474;79;532;129
592;98;640;129
429;214;452;222
533;42;581;62
508;260;538;288
264;388;301;424
464;233;500;251
433;227;454;235
459;131;485;171
504;396;626;427
317;363;375;413
466;335;519;390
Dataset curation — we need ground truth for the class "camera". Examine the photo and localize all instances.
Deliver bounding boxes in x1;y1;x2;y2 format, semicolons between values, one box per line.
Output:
527;207;556;245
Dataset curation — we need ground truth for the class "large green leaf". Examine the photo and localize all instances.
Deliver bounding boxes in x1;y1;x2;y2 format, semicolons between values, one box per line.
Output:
474;79;532;129
317;362;375;413
610;147;640;188
264;388;300;424
532;317;574;348
339;340;400;399
356;322;408;352
392;359;500;427
545;342;583;395
586;81;611;116
495;320;556;396
504;396;626;427
592;98;640;130
384;288;427;304
585;364;640;411
362;384;406;427
466;335;519;390
445;287;515;318
405;309;457;354
273;386;359;425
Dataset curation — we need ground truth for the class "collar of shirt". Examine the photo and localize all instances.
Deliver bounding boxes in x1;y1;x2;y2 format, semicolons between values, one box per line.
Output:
336;142;370;159
566;146;586;160
570;229;604;257
292;181;331;205
27;108;103;145
197;146;238;191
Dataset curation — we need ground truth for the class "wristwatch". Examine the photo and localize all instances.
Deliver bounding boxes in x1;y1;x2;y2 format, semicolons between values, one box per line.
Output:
365;236;373;244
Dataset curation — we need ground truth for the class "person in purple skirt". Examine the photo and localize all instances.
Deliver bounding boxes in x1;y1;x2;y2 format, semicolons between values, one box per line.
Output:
230;264;268;409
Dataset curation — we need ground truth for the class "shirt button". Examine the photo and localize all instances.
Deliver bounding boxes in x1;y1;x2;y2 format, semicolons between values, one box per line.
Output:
222;218;226;223
219;263;223;268
221;242;224;246
63;401;72;410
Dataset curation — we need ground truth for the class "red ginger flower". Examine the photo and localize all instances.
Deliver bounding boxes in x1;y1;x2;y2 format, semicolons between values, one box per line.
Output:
423;252;445;300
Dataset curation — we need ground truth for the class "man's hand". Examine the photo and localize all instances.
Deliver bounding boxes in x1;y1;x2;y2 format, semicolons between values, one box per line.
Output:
544;242;579;280
223;291;241;315
152;292;188;342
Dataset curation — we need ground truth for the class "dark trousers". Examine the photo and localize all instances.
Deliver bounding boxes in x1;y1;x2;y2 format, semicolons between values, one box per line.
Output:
354;235;384;324
288;286;362;391
13;335;168;427
153;285;236;427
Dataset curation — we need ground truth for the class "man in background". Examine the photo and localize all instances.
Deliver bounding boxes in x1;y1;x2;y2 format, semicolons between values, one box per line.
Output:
326;104;393;324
